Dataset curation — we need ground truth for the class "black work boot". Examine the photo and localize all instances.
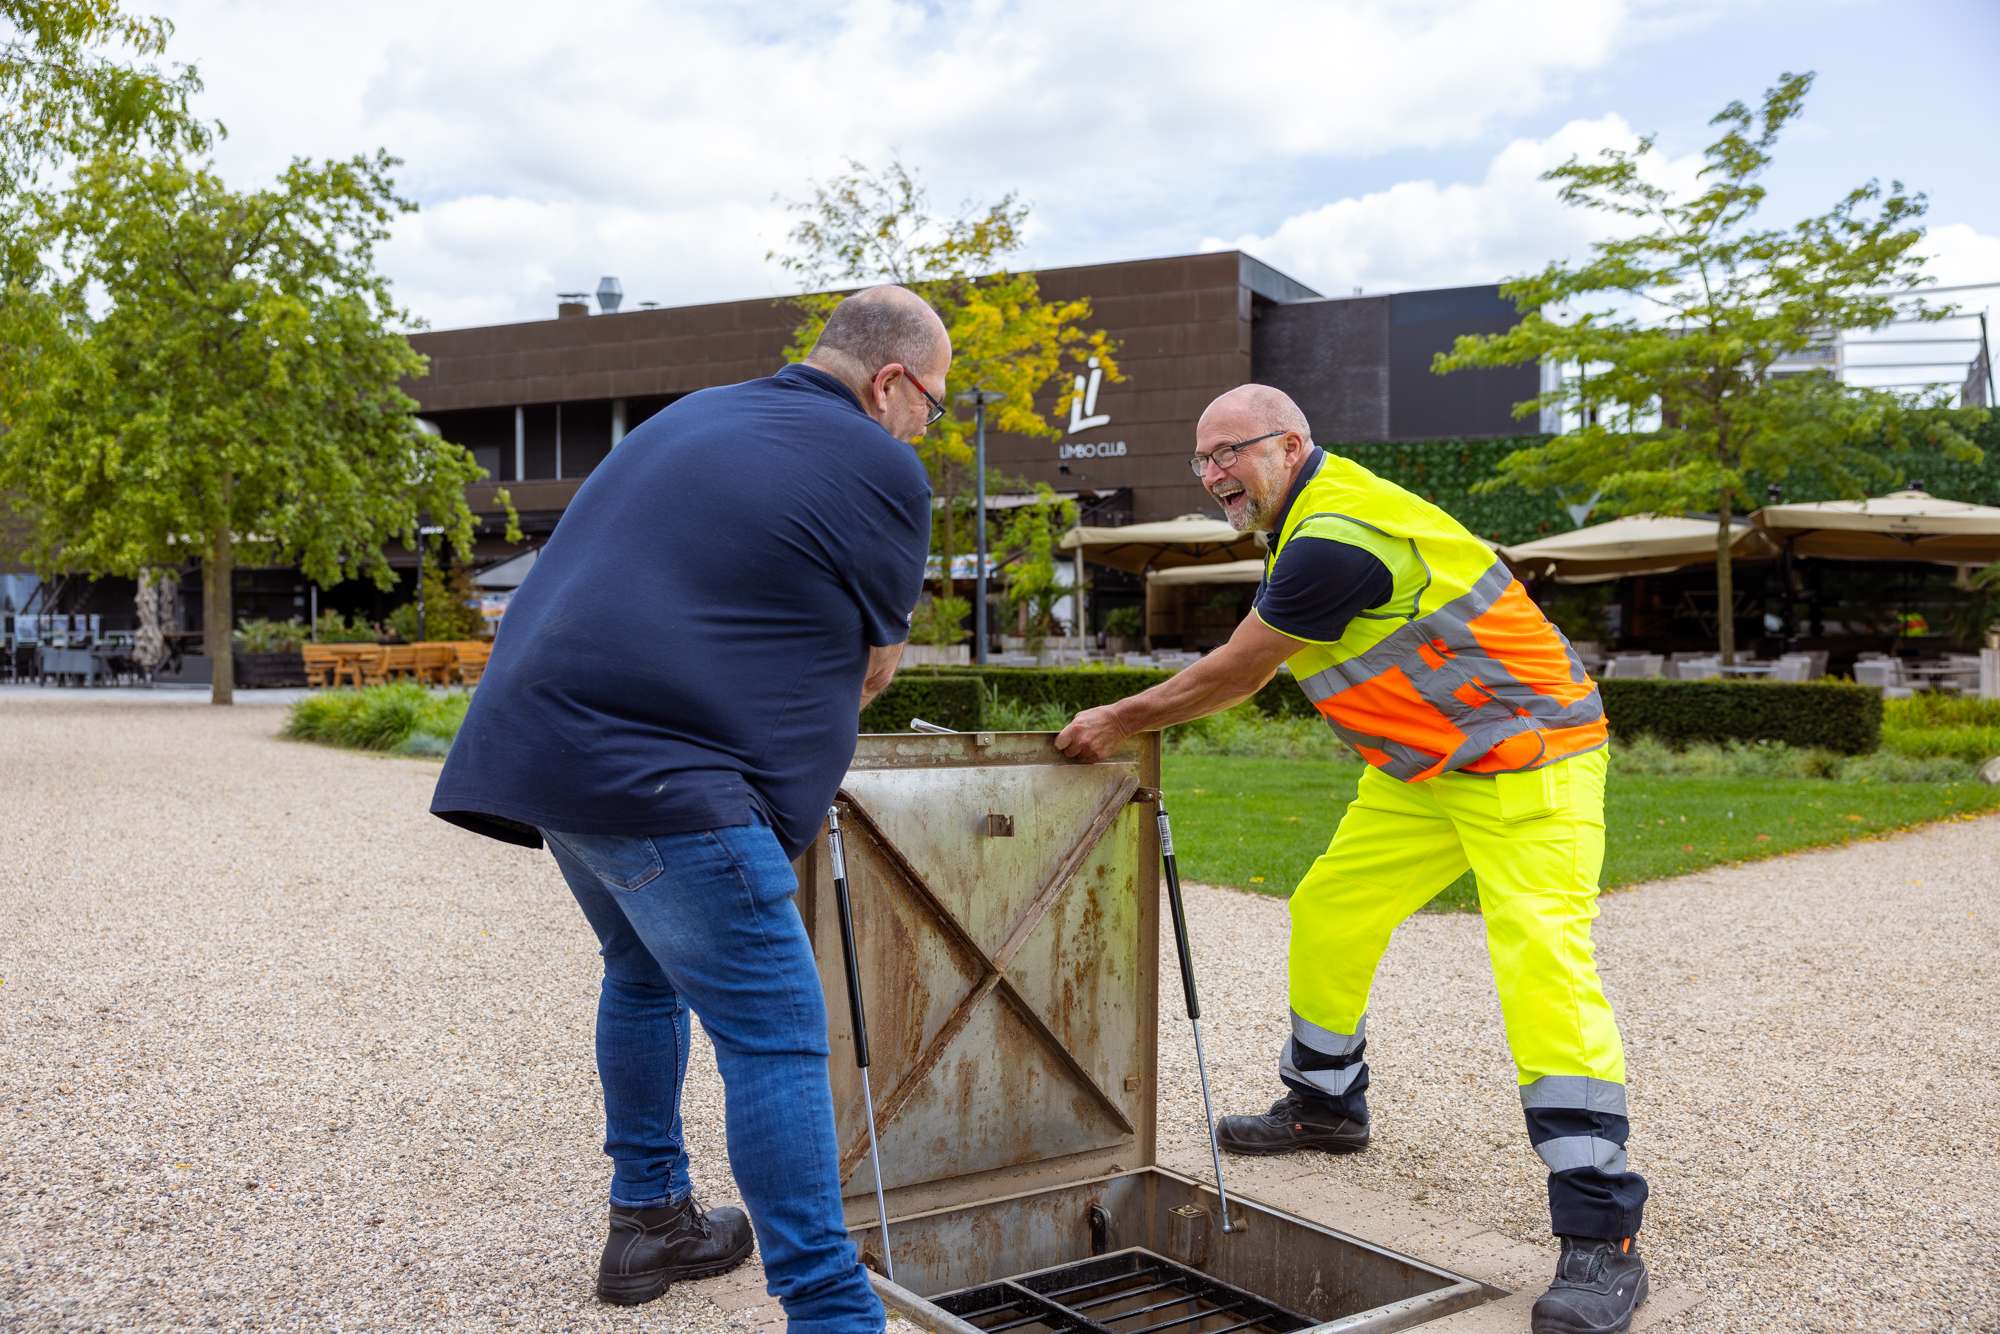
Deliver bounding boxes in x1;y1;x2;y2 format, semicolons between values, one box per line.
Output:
1215;1091;1369;1156
1530;1235;1649;1334
596;1196;755;1306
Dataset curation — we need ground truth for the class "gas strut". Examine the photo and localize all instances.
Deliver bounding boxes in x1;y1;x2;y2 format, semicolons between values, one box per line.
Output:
825;804;894;1281
1141;787;1236;1234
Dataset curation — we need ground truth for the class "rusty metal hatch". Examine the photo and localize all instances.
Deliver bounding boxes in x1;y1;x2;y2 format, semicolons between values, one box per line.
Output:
796;732;1496;1332
798;730;1159;1209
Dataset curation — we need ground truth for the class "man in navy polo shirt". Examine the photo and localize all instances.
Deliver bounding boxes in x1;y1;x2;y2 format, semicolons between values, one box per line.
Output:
432;285;946;1332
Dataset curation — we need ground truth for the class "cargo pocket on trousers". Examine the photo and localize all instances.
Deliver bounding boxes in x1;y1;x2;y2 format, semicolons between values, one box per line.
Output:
1494;765;1561;823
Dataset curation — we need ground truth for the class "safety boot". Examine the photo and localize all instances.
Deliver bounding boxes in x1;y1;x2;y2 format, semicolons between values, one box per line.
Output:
1530;1235;1649;1334
596;1196;754;1306
1215;1090;1369;1156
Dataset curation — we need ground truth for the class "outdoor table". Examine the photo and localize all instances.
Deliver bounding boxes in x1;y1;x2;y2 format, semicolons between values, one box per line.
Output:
36;645;98;685
1902;663;1975;691
1714;663;1775;676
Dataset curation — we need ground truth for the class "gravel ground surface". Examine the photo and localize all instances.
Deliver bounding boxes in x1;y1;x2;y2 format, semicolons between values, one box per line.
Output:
2;697;1994;1331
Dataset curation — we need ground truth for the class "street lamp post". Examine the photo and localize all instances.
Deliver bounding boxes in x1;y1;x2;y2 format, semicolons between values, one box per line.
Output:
957;387;1004;665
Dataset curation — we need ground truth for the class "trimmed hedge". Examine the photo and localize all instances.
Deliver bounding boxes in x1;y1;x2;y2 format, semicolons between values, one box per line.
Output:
877;666;1883;754
861;674;986;733
1598;678;1881;754
908;664;1317;721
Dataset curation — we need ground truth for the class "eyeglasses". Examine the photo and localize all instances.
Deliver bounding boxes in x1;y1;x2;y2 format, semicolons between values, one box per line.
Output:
1188;429;1287;478
903;368;947;428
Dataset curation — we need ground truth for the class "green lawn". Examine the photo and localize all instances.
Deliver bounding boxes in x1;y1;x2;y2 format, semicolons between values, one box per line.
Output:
1162;753;2000;911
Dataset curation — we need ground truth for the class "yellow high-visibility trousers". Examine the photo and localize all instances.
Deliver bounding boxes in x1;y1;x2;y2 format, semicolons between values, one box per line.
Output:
1282;748;1648;1237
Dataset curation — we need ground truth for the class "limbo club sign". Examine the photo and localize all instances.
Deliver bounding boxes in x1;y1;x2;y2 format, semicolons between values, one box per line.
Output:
1058;357;1126;461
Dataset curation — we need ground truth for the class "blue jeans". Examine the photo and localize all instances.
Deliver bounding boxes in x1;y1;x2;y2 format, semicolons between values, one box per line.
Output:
544;819;883;1334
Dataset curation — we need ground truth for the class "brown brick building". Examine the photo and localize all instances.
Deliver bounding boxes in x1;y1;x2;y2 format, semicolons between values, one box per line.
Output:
407;250;1535;559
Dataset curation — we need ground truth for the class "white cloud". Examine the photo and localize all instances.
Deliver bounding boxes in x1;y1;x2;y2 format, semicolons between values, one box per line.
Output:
1918;222;2000;296
146;0;1677;327
1203;114;1705;295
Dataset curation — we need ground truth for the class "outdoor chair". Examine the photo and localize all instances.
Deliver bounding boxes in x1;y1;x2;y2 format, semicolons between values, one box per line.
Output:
450;641;491;685
300;644;340;688
413;643;456;686
379;645;419;681
352;646;391;687
1853;660;1913;698
1605;654;1664;679
1677;657;1721;680
1769;658;1812;683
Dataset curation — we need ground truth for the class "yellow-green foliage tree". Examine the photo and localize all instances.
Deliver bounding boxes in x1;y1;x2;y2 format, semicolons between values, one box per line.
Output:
772;161;1118;595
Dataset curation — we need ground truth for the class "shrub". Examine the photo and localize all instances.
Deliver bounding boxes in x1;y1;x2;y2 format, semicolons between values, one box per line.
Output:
233;617;309;653
312;610;380;643
285;682;471;755
1598;678;1882;754
909;595;971;646
1102;606;1143;638
860;674;986;733
386;560;486;642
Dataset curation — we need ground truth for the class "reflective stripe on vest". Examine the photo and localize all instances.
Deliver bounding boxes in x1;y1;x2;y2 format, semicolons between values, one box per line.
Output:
1270;456;1608;782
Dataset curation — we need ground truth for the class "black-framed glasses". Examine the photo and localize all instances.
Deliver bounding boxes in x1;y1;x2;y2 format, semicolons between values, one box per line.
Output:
1189;429;1286;478
904;368;948;428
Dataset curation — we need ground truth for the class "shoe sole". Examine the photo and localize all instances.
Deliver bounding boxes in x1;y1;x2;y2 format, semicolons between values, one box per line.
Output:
1529;1271;1649;1334
1217;1135;1369;1157
596;1231;757;1306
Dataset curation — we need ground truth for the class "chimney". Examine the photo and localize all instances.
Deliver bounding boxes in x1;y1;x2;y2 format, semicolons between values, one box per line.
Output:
556;291;589;318
596;275;624;314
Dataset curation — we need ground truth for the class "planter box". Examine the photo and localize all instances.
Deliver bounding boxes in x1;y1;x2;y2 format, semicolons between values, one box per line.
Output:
233;649;306;688
901;644;971;667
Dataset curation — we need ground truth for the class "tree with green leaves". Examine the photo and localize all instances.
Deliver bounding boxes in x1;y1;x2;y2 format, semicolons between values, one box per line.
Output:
993;485;1080;653
2;150;505;703
1436;71;1987;662
771;161;1118;598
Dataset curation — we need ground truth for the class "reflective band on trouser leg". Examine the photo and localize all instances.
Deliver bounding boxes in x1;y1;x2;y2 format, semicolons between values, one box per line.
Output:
1283;766;1472;1121
1439;750;1648;1239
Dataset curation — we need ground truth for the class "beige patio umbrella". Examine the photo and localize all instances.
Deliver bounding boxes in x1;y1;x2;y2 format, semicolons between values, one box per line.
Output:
1058;514;1264;573
1061;516;1264;641
1499;514;1776;584
1751;489;2000;564
1143;558;1267;587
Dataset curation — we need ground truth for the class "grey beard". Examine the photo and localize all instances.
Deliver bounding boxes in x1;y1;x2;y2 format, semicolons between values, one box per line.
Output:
1228;495;1270;533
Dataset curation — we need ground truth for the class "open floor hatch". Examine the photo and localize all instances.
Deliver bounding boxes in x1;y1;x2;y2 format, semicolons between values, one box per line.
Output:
797;733;1498;1332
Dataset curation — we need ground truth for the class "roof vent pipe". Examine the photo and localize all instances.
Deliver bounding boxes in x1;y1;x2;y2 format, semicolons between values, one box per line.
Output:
597;276;624;314
557;291;589;318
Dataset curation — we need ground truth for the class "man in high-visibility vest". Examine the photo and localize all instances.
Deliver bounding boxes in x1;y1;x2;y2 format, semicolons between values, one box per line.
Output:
1056;385;1650;1334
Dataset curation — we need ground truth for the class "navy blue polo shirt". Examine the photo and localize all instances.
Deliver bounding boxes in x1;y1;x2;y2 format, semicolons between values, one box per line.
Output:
431;363;931;860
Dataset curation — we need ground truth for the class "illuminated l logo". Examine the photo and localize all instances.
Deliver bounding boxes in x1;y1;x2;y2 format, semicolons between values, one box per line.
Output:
1067;357;1110;434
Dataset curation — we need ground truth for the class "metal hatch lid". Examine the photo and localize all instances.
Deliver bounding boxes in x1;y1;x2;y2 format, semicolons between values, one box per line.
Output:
796;730;1163;1220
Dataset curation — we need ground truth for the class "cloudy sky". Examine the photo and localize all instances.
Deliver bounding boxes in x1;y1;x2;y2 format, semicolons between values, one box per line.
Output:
144;0;1999;335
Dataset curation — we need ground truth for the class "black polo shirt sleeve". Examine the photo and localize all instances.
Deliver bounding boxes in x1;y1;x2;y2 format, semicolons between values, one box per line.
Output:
1253;536;1394;645
846;485;931;647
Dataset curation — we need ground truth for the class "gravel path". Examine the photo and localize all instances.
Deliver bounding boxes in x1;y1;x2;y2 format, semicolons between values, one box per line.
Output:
2;697;1994;1331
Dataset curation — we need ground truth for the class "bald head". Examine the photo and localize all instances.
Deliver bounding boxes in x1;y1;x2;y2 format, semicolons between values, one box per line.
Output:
1195;384;1317;533
805;285;953;442
808;286;949;385
1197;384;1312;445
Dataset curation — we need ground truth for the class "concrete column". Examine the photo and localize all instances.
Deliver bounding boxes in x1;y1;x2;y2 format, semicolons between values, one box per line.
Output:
611;397;627;447
513;405;525;481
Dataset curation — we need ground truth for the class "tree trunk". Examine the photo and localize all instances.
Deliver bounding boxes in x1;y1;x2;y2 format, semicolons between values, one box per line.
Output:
1714;495;1736;666
205;530;235;705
